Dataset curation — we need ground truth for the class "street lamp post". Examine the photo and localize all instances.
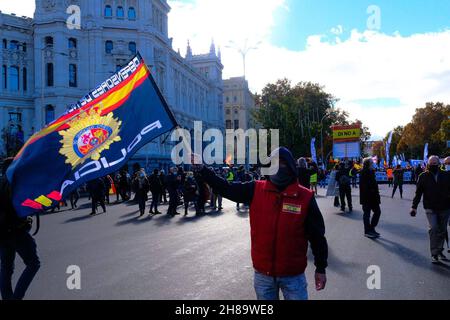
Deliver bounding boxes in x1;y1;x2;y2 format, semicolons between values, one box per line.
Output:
225;39;261;79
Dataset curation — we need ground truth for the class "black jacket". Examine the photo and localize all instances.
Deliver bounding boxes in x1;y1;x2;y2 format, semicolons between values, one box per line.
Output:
87;178;106;199
336;167;352;186
297;167;312;189
412;171;450;211
359;169;381;206
198;166;328;274
148;174;163;193
0;177;31;240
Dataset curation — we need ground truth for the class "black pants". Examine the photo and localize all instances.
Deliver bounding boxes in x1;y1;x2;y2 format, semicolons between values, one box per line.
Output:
0;232;40;300
167;192;178;215
70;192;79;209
392;183;403;198
92;196;106;214
339;184;352;210
160;189;167;203
137;197;146;215
150;192;160;213
363;204;382;233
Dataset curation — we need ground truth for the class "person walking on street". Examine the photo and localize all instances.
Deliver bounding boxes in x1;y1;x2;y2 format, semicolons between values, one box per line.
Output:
69;188;80;210
103;175;113;204
386;167;394;188
192;147;328;300
166;168;181;216
410;156;450;263
309;162;319;195
87;178;107;216
297;158;311;189
183;174;200;216
444;157;450;253
336;161;353;213
159;170;168;204
133;169;150;217
350;163;359;189
148;169;163;215
392;164;404;199
414;165;423;185
359;158;382;239
0;158;41;300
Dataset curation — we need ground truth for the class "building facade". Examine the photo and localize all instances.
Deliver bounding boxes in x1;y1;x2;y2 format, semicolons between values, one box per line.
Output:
0;0;224;172
223;76;255;131
223;76;256;166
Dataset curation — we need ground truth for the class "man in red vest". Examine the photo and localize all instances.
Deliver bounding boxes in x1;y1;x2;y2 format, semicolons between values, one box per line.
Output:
193;147;328;300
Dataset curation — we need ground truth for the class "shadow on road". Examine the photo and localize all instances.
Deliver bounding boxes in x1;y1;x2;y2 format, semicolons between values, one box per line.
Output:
115;211;152;226
63;214;98;223
153;214;175;226
314;247;363;277
336;211;362;221
380;221;426;240
372;238;450;274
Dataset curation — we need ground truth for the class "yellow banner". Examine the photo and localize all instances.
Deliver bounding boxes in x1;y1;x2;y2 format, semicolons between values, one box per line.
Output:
333;128;361;140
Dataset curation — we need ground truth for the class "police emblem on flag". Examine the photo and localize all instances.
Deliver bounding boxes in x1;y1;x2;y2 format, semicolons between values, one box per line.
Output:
59;108;122;168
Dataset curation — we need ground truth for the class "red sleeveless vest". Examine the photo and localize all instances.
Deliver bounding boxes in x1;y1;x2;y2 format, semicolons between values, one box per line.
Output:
249;180;314;277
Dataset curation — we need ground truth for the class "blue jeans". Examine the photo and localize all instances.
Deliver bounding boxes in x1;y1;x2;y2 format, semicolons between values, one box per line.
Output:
254;271;308;300
0;232;40;300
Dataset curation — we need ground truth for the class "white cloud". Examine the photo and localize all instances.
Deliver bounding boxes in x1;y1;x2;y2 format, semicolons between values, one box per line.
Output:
2;1;449;138
0;0;34;17
169;1;450;138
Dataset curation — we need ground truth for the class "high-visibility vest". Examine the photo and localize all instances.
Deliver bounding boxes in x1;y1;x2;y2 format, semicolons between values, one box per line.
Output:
226;171;235;182
310;173;318;183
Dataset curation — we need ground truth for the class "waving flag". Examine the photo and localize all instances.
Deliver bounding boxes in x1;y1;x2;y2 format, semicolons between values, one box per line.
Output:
385;131;393;166
310;138;317;163
423;143;429;164
7;53;178;217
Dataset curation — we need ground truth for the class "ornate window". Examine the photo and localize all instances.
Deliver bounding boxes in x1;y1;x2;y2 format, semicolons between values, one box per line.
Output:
68;38;77;49
105;5;112;17
129;42;137;55
69;64;77;87
46;63;54;87
45;105;55;125
128;7;136;20
105;41;113;54
23;68;27;91
45;36;54;47
117;6;124;18
2;65;7;89
9;66;19;91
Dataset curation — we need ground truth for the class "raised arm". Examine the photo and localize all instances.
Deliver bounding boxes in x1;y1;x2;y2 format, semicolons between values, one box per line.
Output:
199;167;256;204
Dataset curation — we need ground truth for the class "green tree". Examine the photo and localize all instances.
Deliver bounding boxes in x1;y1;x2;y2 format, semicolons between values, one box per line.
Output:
252;79;370;161
397;102;449;158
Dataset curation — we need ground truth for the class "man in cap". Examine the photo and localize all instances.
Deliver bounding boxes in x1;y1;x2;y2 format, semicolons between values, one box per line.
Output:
411;156;450;263
192;147;328;300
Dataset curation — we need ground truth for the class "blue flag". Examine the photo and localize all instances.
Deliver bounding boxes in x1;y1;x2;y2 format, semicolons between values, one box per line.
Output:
310;138;317;163
7;53;178;218
423;143;429;164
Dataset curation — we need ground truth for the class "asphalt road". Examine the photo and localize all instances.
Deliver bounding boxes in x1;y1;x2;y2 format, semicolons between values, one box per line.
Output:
14;184;450;300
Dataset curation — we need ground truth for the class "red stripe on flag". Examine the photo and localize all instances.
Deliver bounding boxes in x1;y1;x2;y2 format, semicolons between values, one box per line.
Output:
47;191;62;201
22;199;43;210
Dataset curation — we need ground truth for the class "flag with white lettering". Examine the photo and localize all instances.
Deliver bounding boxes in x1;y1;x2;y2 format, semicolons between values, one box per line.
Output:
7;53;178;217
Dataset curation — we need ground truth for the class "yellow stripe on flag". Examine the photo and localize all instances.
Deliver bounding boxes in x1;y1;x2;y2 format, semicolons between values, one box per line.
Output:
35;195;53;207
